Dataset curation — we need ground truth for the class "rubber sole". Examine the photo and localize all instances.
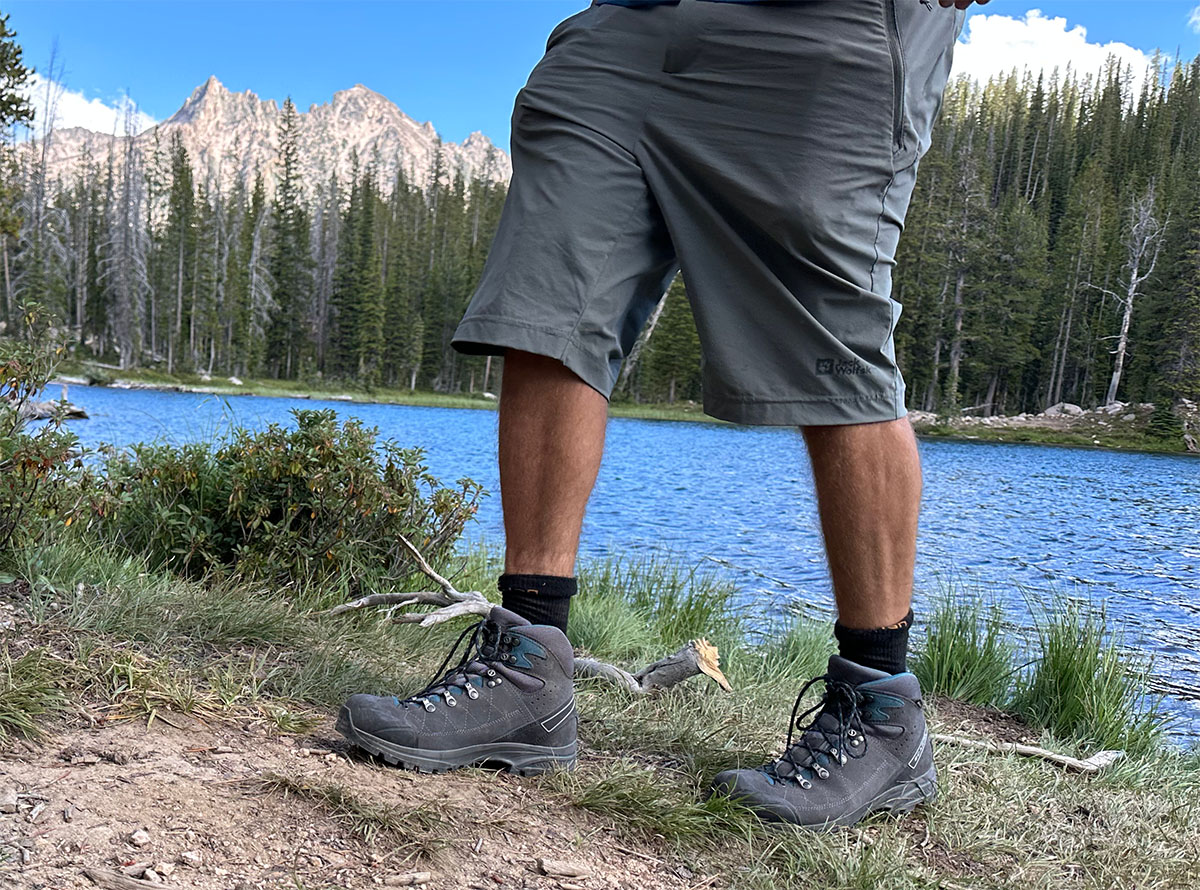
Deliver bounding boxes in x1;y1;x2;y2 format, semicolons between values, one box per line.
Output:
730;765;938;829
335;706;577;777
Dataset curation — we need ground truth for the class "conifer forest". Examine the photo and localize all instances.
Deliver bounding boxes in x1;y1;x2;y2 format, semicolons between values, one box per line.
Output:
3;54;1200;415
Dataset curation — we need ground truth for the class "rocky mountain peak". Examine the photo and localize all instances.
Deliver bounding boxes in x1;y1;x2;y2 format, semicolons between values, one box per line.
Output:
42;78;511;195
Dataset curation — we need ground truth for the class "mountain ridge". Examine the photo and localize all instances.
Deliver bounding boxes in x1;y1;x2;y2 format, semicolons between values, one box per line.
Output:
41;75;511;195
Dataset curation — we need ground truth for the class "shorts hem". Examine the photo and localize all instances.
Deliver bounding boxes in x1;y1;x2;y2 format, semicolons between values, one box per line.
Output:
451;314;616;398
702;392;908;427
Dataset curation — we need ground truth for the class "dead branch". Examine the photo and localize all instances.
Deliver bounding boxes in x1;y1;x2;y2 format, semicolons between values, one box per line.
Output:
932;733;1124;773
576;638;732;695
325;533;733;692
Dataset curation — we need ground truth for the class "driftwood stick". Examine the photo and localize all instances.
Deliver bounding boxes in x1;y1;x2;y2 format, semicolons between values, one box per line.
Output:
394;532;459;598
325;536;733;692
574;657;643;693
932;733;1125;773
576;639;732;694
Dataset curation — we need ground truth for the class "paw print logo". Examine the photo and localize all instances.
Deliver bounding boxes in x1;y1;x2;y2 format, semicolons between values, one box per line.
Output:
815;359;834;376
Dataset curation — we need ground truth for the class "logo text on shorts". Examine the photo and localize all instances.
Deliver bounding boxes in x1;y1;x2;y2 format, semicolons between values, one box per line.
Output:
816;358;870;377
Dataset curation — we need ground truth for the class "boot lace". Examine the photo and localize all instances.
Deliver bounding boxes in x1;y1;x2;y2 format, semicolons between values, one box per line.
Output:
766;674;869;789
398;619;513;712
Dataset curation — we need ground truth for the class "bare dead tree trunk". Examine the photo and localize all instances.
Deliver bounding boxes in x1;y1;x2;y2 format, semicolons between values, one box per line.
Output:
946;269;966;410
1100;185;1167;406
616;286;670;395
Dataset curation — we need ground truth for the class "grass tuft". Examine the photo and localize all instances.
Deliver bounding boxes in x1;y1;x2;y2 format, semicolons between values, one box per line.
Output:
911;593;1015;707
0;647;69;741
1012;602;1166;755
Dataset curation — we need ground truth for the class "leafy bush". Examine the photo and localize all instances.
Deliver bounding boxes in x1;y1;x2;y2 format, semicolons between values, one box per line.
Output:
0;303;81;553
83;409;482;601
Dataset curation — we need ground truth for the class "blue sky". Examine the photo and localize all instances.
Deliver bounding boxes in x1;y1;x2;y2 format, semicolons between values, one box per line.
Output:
7;1;1200;150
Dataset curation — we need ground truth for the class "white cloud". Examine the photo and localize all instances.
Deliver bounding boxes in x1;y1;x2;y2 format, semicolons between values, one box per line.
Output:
952;10;1153;88
1189;5;1200;34
22;75;156;137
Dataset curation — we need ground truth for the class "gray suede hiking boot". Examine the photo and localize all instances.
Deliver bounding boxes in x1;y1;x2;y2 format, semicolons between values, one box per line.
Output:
711;656;935;828
336;607;577;775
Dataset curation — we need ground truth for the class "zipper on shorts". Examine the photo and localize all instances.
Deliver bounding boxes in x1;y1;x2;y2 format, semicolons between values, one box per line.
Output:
883;0;906;153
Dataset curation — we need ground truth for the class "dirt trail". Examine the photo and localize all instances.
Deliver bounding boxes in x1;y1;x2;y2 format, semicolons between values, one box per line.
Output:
1;718;699;890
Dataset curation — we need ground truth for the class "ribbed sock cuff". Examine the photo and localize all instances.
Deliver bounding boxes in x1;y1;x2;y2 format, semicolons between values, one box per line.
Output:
498;573;577;633
833;609;914;675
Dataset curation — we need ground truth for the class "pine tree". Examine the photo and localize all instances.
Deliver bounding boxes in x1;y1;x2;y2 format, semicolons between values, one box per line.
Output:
265;97;312;378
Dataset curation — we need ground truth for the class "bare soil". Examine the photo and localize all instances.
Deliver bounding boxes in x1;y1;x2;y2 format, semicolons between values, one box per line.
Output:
1;717;701;890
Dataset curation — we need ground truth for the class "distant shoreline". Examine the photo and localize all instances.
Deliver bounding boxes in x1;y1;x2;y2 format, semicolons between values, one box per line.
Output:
47;365;1197;457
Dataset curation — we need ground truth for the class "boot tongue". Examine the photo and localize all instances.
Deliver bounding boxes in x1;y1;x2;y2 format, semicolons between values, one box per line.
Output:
485;606;531;630
826;655;891;685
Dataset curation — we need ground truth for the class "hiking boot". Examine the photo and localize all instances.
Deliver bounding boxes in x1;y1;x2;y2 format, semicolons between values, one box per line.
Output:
336;607;577;775
711;656;935;828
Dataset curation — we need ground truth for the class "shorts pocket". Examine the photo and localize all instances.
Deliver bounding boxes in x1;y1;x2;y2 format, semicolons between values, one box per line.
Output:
883;0;907;159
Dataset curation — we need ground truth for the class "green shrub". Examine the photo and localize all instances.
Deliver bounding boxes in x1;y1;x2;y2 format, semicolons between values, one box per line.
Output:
1012;602;1166;755
1147;400;1184;442
911;594;1015;707
0;303;82;554
82;409;482;603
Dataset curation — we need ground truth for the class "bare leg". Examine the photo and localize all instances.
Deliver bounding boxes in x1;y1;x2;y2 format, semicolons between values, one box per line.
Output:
801;419;922;630
499;350;608;576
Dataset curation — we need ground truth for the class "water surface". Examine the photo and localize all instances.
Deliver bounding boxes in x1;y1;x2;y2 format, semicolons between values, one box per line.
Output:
36;384;1200;741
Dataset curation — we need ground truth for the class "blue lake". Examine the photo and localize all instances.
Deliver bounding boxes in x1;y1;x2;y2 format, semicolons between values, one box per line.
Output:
31;384;1200;742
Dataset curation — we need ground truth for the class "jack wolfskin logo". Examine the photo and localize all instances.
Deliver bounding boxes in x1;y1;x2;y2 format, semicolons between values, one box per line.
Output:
920;0;934;9
816;358;870;377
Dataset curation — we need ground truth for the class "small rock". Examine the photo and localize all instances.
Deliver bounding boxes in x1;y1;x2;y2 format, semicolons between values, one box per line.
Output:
0;787;17;814
121;861;152;877
179;850;202;867
536;859;591;878
129;828;152;847
482;392;497;400
63;805;75;823
154;861;176;877
229;376;243;386
142;868;162;883
1122;413;1137;422
385;873;432;887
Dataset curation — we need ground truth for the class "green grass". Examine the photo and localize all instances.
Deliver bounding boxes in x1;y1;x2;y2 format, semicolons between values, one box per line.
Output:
0;647;69;740
1;536;1193;888
912;421;1192;455
1012;602;1166;755
911;593;1015;707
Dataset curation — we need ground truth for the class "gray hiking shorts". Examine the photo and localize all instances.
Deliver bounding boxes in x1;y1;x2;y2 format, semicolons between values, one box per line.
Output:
452;0;965;425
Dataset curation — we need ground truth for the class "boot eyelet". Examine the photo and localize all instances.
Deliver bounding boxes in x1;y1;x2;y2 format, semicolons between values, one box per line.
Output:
799;779;812;790
423;701;435;712
445;695;457;707
816;767;829;780
467;688;479;699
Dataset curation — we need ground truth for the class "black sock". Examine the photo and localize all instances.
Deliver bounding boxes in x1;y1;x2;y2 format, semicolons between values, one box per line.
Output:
833;609;914;675
498;573;576;633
